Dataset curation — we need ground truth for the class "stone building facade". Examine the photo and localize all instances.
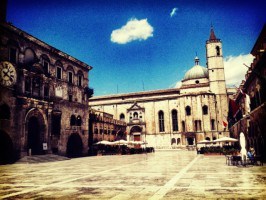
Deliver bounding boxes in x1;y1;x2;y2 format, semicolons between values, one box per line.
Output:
88;109;127;144
229;24;266;161
0;22;93;163
90;28;234;149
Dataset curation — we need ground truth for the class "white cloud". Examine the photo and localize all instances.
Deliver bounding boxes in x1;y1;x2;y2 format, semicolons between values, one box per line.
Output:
224;54;254;86
110;18;154;44
170;7;178;17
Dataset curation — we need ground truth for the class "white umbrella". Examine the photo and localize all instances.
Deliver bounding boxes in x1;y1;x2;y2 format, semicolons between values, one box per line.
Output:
197;139;213;144
113;139;128;145
240;132;247;161
213;137;238;143
95;140;114;145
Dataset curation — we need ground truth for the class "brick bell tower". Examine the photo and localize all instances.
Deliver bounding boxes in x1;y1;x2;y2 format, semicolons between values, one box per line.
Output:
206;26;229;133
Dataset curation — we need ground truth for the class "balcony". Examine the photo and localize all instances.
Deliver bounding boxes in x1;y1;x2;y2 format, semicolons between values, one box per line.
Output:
85;87;94;98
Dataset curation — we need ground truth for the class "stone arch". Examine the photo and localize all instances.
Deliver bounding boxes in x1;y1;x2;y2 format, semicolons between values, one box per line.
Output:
202;105;208;115
130;126;142;142
130;126;142;134
66;133;83;158
133;112;138;119
24;108;47;155
171;138;176;145
55;60;63;68
0;130;14;164
185;106;191;116
120;113;125;121
177;138;181;145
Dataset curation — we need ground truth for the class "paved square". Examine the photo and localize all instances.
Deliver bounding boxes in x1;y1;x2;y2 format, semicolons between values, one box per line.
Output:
0;151;265;199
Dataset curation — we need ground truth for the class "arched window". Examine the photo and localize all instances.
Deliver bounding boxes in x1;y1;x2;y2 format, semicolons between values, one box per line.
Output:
67;66;74;84
76;115;82;126
41;54;50;75
205;137;210;141
202;105;208;115
158;111;165;132
172;109;178;131
185;106;191;116
77;71;83;87
177;138;181;145
120;113;125;121
133;112;138;119
171;138;176;145
70;115;76;126
55;61;63;80
24;48;35;64
56;66;62;79
216;46;220;56
211;119;215;130
0;104;11;120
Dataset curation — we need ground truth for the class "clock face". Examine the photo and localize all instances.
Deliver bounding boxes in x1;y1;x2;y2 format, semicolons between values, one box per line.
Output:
0;61;17;87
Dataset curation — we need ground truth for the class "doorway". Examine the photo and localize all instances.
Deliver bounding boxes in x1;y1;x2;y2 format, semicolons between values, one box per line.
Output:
187;137;194;145
0;131;14;164
28;116;42;155
67;133;83;158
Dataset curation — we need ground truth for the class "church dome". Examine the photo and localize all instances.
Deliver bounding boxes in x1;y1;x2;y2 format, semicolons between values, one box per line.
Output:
183;57;208;81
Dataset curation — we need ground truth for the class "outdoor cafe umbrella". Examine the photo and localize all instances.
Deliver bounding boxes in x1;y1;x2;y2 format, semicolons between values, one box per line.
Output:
95;140;114;145
113;139;128;145
197;139;213;144
213;137;238;143
239;132;247;161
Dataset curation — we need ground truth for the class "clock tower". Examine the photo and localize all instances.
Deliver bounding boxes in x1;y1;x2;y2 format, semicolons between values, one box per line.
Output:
206;27;228;131
0;61;17;87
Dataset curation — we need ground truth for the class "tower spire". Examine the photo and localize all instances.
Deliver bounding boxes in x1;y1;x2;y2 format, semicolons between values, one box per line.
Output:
209;25;217;41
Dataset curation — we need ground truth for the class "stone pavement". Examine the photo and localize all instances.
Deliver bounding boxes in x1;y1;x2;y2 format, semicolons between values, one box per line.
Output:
0;151;265;199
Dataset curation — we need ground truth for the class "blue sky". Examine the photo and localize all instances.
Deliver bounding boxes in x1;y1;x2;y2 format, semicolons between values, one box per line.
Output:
7;0;266;96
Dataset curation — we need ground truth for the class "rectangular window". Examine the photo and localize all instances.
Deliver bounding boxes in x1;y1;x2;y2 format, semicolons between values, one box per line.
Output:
78;75;82;86
56;67;62;79
69;94;73;102
172;111;178;131
68;71;73;84
43;61;49;74
211;119;215;130
9;47;17;63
